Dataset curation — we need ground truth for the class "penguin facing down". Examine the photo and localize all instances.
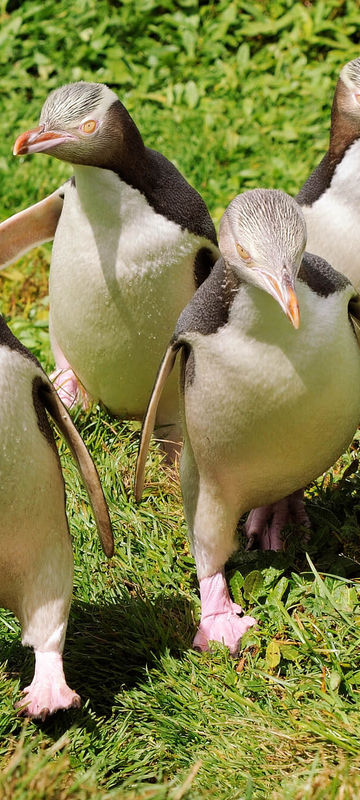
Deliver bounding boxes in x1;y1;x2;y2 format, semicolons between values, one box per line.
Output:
0;319;113;718
135;189;360;654
0;82;219;451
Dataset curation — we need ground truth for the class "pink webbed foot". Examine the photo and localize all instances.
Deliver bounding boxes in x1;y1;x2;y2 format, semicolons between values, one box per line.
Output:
50;367;90;411
245;489;310;551
16;651;81;720
193;571;256;655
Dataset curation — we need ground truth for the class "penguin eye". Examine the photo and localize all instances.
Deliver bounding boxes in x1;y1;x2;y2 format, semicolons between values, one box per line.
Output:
355;94;360;106
81;120;97;134
236;243;252;262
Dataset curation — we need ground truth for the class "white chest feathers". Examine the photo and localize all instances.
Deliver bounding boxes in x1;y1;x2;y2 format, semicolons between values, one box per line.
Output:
50;166;217;419
183;282;360;510
302;139;360;291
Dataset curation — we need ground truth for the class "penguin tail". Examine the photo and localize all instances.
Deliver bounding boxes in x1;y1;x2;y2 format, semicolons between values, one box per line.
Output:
135;343;179;502
39;379;114;558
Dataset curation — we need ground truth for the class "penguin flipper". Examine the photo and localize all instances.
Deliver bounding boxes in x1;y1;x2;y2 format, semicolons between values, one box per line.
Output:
349;295;360;347
135;343;179;502
0;185;65;268
39;379;114;558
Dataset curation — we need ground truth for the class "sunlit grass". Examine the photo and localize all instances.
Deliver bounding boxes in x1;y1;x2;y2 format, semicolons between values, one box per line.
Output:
0;1;360;798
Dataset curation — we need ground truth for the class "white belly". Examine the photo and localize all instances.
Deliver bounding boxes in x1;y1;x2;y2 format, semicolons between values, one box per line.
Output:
183;283;360;512
50;166;216;421
0;348;68;615
302;140;360;291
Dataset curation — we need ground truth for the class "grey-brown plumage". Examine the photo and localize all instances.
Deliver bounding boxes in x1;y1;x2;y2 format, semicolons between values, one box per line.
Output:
4;82;219;444
136;189;360;653
296;57;360;290
248;58;360;548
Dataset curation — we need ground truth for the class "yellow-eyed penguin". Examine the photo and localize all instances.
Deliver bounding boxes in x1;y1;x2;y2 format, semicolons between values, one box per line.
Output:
0;82;218;449
298;56;360;289
247;56;360;548
135;189;360;653
0;317;113;718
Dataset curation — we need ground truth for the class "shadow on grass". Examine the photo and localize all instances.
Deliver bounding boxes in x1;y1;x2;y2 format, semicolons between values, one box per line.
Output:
3;473;360;737
3;592;196;735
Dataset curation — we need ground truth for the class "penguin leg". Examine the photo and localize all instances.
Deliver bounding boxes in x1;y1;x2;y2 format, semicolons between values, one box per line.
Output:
15;529;80;719
181;445;256;654
17;651;80;721
49;323;90;411
193;570;257;655
245;489;310;551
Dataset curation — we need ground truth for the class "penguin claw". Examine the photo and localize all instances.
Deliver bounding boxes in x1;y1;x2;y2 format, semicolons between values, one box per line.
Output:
193;611;257;655
245;534;255;552
245;489;310;551
50;367;90;411
16;684;81;719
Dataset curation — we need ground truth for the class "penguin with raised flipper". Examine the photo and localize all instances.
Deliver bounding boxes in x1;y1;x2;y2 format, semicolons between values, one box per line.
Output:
135;189;360;654
0;82;218;454
0;317;113;719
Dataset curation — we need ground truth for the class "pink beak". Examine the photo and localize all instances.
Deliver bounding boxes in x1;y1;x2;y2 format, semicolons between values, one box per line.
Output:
13;125;75;155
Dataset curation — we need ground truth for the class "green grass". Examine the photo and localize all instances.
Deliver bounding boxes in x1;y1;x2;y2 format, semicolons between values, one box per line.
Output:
1;0;360;797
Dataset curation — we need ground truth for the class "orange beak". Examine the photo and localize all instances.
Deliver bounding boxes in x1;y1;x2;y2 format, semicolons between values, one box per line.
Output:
265;271;300;329
13;125;75;156
283;283;300;329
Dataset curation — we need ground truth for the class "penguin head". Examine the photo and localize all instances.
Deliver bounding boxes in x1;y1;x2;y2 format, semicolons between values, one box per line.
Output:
219;189;306;329
13;82;143;168
335;58;360;125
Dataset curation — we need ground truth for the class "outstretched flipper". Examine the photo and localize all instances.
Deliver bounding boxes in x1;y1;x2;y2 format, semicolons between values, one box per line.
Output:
135;343;180;502
39;377;114;557
0;185;66;268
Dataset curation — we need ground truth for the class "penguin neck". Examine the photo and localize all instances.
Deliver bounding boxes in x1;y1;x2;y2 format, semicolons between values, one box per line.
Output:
229;281;300;342
102;100;148;191
297;78;360;207
72;164;144;221
70;100;148;193
329;78;360;167
325;137;360;202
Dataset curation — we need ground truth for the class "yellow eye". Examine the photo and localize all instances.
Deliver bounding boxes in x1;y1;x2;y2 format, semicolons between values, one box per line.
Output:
355;94;360;105
236;243;251;261
81;120;97;134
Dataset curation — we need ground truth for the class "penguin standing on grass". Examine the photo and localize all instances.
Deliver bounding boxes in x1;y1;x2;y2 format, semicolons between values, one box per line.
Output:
0;318;113;719
135;189;360;653
0;82;218;454
247;56;360;548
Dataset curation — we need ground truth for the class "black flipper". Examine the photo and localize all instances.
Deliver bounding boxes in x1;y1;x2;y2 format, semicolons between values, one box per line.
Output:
135;344;179;502
39;379;114;557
